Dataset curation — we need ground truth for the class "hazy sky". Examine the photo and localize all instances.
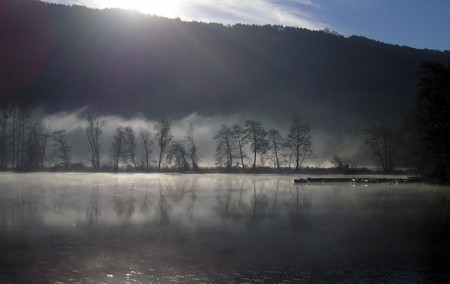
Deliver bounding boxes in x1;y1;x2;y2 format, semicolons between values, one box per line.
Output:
43;0;449;51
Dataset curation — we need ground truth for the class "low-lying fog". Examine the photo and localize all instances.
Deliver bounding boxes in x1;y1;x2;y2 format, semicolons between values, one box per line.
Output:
1;173;450;282
42;109;367;168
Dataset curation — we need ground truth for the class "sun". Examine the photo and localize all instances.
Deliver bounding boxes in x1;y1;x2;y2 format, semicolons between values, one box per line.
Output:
100;0;179;18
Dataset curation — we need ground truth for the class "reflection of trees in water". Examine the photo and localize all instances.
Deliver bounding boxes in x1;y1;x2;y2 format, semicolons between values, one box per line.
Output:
250;179;269;225
86;185;101;225
113;181;136;221
223;178;233;217
140;181;155;214
365;187;394;221
215;178;289;225
425;191;450;231
288;185;311;228
155;179;171;225
0;181;46;231
215;177;231;218
270;179;280;218
235;179;245;219
215;177;273;225
141;189;150;213
166;178;187;205
215;177;249;220
186;177;198;223
52;185;68;214
159;176;198;223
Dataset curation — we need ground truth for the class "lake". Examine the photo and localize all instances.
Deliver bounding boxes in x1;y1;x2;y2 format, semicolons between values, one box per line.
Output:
1;173;450;283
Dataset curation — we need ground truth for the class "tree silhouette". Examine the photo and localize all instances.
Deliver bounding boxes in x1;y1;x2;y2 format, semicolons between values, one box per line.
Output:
285;116;312;170
185;122;200;171
244;120;268;169
154;118;173;171
52;130;71;170
417;61;450;181
0;101;9;169
27;120;51;169
111;126;125;172
364;125;401;172
86;113;104;170
166;140;190;171
140;130;153;170
267;129;283;169
214;125;236;169
123;126;137;169
232;124;247;169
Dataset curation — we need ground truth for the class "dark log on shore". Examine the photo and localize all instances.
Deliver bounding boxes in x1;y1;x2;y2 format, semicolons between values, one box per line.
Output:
294;176;423;184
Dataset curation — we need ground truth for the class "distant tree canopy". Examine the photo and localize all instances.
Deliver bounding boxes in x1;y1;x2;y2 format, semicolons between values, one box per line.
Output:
416;61;450;181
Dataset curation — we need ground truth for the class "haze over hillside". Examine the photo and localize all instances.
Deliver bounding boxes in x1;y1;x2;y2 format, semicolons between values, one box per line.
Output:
1;0;449;165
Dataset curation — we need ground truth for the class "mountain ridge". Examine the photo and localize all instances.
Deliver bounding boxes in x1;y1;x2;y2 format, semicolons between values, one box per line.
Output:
1;0;449;127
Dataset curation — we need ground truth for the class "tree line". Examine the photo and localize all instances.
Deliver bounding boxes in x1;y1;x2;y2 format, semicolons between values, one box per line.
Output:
68;115;202;172
358;61;450;182
0;61;448;179
213;117;312;170
0;102;313;172
0;102;53;170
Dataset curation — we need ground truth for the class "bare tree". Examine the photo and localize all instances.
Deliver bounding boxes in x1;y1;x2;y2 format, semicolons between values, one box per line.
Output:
0;101;11;169
167;140;190;171
34;121;52;169
213;125;235;169
16;104;31;168
267;129;283;169
111;126;125;172
185;122;200;171
232;124;247;169
285;116;312;170
123;126;137;169
0;103;32;169
86;113;104;170
364;125;401;172
9;106;18;168
154;118;173;170
244;120;268;169
13;115;52;170
52;130;71;170
140;130;153;170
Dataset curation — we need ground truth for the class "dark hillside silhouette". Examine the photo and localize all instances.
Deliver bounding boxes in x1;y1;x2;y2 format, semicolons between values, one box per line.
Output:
416;61;450;181
1;0;450;127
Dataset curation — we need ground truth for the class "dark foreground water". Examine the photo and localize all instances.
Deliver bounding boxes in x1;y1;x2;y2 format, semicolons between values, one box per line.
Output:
1;173;450;283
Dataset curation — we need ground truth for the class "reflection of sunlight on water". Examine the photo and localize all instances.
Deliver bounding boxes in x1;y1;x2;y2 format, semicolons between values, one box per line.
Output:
1;173;450;282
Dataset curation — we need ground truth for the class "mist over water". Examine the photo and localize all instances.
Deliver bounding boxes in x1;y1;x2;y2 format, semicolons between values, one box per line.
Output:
1;173;450;282
42;109;366;168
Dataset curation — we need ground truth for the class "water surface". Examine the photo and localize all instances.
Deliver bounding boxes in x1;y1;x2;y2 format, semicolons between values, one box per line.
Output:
1;173;449;283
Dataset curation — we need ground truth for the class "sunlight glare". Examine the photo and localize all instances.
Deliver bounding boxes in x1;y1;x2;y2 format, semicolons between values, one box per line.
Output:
100;0;179;17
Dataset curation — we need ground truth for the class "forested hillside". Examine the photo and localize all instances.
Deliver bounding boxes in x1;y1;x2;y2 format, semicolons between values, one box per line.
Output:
2;0;449;127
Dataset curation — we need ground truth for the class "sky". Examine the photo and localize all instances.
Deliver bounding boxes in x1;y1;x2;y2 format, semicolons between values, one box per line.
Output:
43;0;450;51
